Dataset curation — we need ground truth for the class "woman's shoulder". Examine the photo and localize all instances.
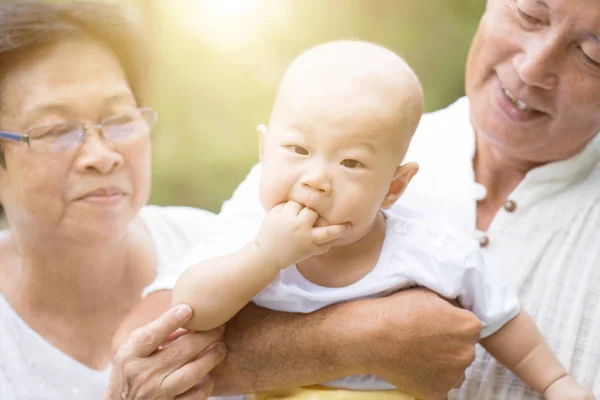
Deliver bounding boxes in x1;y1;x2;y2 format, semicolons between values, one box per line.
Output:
139;205;218;268
0;232;16;297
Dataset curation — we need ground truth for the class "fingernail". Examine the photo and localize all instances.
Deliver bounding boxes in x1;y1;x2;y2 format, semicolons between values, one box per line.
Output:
197;374;208;385
217;342;228;356
173;304;192;320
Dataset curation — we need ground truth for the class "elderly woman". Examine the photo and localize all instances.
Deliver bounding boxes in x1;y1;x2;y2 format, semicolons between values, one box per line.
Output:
0;2;479;400
210;0;600;398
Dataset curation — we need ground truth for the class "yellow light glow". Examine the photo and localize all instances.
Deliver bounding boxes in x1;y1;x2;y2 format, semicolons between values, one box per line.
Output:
176;0;266;51
201;0;259;16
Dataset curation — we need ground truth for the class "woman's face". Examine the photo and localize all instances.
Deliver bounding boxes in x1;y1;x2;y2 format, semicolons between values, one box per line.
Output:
0;37;151;242
466;0;600;163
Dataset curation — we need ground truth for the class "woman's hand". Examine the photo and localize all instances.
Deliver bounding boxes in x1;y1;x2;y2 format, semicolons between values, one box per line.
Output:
106;304;227;399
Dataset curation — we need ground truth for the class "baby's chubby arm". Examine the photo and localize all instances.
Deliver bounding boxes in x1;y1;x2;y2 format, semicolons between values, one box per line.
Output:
173;201;349;331
480;310;594;398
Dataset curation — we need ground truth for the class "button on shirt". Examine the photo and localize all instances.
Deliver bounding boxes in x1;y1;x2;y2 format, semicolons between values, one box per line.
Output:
219;97;600;399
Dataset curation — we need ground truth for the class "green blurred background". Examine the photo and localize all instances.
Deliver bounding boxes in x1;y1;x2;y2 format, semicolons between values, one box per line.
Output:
2;0;486;227
143;0;485;212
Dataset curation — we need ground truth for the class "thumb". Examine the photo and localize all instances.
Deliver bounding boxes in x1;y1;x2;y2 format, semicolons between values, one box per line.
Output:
312;223;349;244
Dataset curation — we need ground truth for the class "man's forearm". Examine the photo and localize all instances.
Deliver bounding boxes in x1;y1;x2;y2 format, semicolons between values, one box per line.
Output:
211;301;362;396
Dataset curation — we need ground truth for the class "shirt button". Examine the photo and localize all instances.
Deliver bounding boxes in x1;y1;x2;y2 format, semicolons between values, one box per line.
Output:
504;199;517;212
479;235;490;248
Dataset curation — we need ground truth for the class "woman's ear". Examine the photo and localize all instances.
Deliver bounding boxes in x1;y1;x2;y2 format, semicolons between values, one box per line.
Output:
256;124;268;161
381;162;419;209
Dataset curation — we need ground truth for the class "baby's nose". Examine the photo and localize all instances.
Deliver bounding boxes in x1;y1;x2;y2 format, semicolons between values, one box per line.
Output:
301;171;332;195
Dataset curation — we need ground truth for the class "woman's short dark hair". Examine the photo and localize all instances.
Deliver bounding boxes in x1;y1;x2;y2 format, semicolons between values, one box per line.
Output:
0;1;150;217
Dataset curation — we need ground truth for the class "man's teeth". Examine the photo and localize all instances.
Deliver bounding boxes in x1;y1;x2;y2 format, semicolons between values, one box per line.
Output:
502;87;531;111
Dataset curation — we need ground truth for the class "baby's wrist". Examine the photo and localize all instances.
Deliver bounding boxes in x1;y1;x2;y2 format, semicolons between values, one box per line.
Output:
248;240;285;272
543;374;570;396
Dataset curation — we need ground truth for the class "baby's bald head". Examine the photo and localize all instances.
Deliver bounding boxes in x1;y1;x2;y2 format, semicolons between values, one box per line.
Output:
268;40;424;161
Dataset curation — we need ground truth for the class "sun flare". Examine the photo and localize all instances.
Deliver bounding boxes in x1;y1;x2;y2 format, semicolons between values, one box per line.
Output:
173;0;266;50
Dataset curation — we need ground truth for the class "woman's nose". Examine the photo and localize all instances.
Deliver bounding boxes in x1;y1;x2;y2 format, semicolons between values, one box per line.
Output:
74;131;124;175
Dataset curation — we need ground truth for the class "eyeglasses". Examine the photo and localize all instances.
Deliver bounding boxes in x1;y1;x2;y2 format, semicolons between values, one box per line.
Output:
0;107;157;153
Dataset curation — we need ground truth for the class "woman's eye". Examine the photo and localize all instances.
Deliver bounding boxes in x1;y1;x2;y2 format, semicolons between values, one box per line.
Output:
288;145;309;155
340;159;364;169
517;8;543;26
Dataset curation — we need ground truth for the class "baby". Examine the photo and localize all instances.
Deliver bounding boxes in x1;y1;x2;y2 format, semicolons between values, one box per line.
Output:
142;41;594;400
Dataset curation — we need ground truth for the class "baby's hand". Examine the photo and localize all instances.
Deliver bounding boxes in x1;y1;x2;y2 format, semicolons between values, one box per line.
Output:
254;201;348;270
544;375;595;400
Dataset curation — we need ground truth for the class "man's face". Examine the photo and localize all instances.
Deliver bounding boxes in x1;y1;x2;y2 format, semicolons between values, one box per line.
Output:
466;0;600;163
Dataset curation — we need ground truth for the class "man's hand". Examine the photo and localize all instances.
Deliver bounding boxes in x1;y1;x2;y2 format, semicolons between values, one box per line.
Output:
339;288;481;400
254;201;348;269
211;287;480;400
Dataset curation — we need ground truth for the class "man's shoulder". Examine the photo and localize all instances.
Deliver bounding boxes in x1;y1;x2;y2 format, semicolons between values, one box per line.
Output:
417;97;469;131
406;97;471;159
384;205;479;257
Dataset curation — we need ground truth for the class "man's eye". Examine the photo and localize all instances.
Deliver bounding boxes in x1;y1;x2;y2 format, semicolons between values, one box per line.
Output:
288;145;309;155
340;159;364;169
578;46;600;68
517;8;543;26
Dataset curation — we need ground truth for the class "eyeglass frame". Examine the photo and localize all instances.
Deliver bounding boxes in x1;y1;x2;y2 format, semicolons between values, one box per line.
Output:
0;106;157;151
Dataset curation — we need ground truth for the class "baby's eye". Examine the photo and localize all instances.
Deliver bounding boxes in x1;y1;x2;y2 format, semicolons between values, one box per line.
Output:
287;145;309;155
340;159;364;169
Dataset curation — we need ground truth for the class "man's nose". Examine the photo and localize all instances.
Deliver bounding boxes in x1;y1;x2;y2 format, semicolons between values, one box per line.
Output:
513;35;560;90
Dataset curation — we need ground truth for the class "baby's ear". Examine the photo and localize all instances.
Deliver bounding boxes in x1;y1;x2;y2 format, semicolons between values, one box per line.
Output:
256;124;268;161
381;162;419;209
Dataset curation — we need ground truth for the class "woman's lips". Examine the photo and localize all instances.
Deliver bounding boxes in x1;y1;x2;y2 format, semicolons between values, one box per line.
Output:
76;187;127;205
79;193;126;205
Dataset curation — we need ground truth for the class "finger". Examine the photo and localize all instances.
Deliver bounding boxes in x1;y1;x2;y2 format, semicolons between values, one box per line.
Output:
283;200;303;215
127;304;193;358
158;328;225;370
297;206;318;225
269;203;285;214
161;343;224;397
175;376;215;400
312;223;348;244
162;328;191;347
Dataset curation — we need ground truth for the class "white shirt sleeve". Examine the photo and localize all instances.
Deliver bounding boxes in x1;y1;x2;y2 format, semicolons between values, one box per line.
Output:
141;206;254;297
455;244;521;338
139;205;221;296
141;241;227;297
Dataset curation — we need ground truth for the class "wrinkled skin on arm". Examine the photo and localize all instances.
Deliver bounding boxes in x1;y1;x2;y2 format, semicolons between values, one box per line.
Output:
117;288;480;400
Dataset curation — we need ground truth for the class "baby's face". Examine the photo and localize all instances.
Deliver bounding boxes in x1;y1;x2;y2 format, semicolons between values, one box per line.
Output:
258;98;414;247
